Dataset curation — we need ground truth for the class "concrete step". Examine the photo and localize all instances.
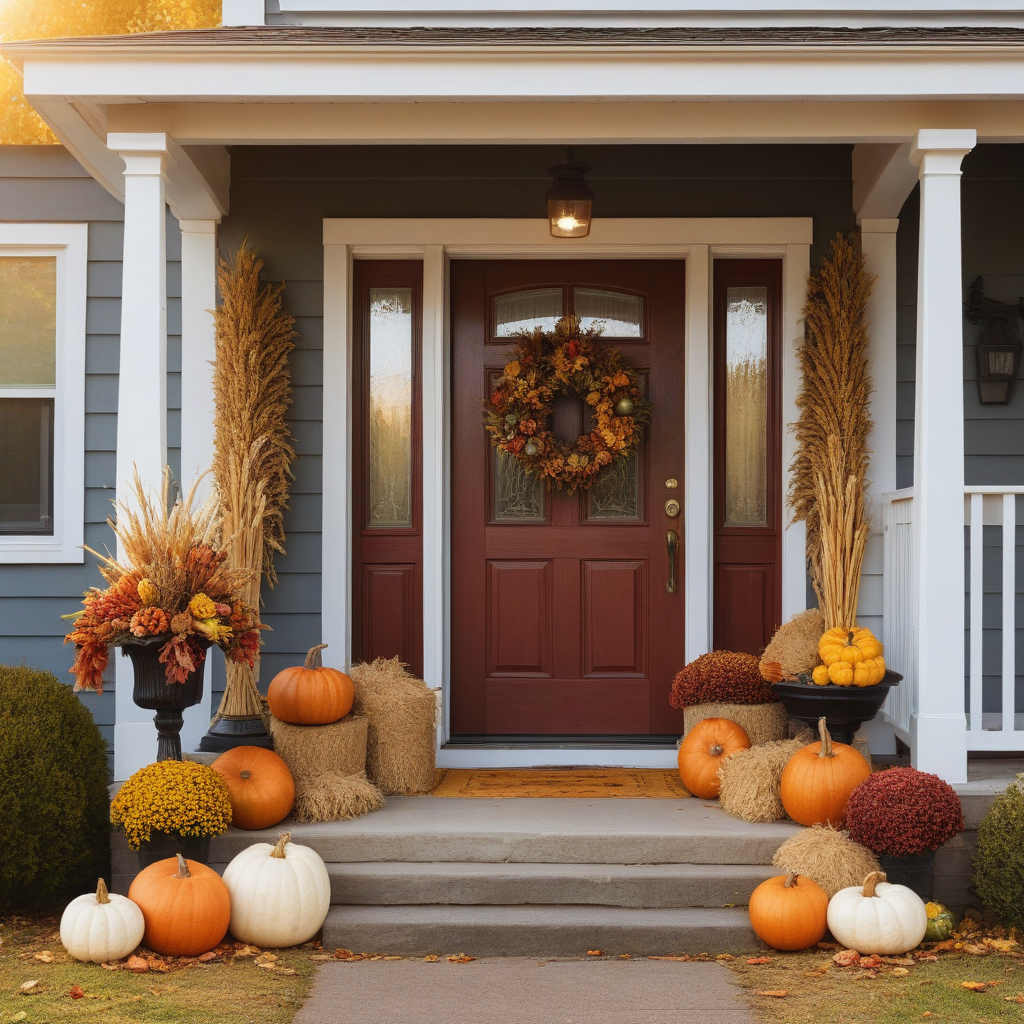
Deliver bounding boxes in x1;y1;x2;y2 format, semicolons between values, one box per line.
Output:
325;862;776;908
323;904;759;956
199;796;801;865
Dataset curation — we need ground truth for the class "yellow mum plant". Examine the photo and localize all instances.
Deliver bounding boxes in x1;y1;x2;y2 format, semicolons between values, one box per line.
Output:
110;760;233;851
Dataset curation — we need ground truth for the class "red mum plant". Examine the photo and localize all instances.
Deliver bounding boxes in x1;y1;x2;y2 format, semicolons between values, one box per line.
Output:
844;767;965;857
65;470;266;692
669;651;780;708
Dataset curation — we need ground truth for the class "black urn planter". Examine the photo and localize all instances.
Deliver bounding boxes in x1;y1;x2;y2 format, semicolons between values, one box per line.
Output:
878;850;936;901
772;670;902;745
137;830;212;870
123;637;209;762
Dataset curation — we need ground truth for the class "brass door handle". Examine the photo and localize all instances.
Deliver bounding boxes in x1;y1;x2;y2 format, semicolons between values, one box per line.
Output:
664;499;680;517
666;530;678;594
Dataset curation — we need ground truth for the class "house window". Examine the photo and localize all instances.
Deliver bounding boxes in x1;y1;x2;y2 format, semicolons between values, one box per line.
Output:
0;225;87;563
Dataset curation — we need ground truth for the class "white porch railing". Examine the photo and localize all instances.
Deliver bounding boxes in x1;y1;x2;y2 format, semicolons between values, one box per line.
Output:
881;486;1023;751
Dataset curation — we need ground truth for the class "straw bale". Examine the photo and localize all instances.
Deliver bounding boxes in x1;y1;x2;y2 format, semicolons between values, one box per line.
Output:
683;701;788;747
717;738;809;823
772;824;881;898
268;713;384;822
759;608;826;682
350;657;438;796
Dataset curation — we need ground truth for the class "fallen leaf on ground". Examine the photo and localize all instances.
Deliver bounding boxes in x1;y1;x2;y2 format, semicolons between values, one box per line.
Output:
100;962;120;971
587;950;603;956
747;957;771;965
255;952;279;964
965;943;990;956
276;967;298;976
19;980;40;994
984;938;1018;952
309;954;332;961
618;954;631;959
882;957;915;966
423;955;439;962
69;985;84;999
755;990;789;998
383;956;403;961
716;953;734;961
1004;994;1024;1004
333;948;355;960
892;967;911;977
233;945;260;958
149;959;169;973
833;950;861;967
256;962;278;970
921;1013;934;1018
197;951;217;962
914;953;939;962
649;956;691;962
860;956;883;969
961;981;988;991
126;956;149;973
33;950;54;963
446;954;476;963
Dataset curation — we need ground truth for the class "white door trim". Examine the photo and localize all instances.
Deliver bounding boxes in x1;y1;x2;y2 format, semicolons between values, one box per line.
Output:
322;217;811;768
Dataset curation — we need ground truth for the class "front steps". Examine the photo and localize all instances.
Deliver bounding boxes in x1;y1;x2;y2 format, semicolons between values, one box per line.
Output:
112;797;801;955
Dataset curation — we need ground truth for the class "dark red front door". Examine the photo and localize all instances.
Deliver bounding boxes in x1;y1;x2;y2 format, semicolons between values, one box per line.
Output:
450;261;686;739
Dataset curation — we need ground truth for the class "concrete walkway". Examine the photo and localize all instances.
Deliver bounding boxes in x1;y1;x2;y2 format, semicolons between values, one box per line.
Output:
292;958;759;1024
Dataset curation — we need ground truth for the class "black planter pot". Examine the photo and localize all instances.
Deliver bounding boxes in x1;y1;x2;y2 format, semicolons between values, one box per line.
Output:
772;670;903;745
878;850;936;901
123;637;209;762
199;713;274;753
137;830;212;870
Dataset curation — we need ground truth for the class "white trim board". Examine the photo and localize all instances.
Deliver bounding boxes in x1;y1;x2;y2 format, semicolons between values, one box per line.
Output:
322;217;810;762
0;223;88;564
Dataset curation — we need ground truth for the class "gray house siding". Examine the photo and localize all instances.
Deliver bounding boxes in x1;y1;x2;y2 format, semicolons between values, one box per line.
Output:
894;143;1024;723
0;146;181;770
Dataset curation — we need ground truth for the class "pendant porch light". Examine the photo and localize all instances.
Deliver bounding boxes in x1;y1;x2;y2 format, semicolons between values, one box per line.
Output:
546;149;594;238
976;316;1022;405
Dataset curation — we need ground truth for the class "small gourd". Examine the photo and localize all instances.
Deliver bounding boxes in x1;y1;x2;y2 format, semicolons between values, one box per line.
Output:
818;628;886;687
60;878;145;964
222;831;331;948
811;665;830;686
267;643;355;725
677;718;751;799
924;902;957;942
827;871;928;955
748;871;829;951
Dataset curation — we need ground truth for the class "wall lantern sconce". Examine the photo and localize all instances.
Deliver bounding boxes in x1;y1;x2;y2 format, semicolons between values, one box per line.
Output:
966;277;1023;405
547;150;594;238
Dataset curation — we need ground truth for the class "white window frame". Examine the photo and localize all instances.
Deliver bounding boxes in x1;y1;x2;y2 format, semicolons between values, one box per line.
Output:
0;223;87;564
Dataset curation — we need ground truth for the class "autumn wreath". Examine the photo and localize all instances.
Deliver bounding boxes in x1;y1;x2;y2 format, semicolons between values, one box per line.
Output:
484;315;652;492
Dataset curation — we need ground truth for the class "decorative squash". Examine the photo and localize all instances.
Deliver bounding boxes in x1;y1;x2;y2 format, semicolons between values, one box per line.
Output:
818;628;886;687
128;854;231;957
267;643;354;725
212;746;295;830
812;665;830;686
924;902;957;942
780;717;871;826
748;871;829;951
221;831;331;948
827;871;928;955
677;718;751;799
60;878;145;963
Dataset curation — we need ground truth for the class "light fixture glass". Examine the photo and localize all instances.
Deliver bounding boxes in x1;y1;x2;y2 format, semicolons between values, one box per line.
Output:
976;316;1022;405
546;150;594;238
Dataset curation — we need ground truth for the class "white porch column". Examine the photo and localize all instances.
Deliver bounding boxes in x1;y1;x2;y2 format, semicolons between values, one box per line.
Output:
178;219;219;755
908;129;976;784
109;133;170;780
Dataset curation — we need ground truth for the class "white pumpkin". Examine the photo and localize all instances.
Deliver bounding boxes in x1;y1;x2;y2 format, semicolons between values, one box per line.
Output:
222;831;330;947
60;878;145;963
827;871;928;955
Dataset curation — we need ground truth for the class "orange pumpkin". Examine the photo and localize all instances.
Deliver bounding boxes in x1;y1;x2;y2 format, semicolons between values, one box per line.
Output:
128;854;231;957
212;746;295;831
780;717;872;827
267;643;354;725
677;718;751;799
749;871;829;951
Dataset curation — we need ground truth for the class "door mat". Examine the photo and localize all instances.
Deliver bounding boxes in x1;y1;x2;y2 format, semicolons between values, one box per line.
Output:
431;768;690;799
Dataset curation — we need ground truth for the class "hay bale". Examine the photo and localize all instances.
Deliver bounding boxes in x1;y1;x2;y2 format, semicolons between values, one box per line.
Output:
717;738;808;823
683;701;788;746
759;608;826;681
772;824;881;898
350;657;438;796
268;713;385;822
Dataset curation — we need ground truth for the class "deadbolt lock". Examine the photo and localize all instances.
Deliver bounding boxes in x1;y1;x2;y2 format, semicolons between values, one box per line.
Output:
664;499;681;518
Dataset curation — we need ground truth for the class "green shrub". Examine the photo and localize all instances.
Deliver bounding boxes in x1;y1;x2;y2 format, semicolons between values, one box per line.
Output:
0;665;110;912
973;777;1024;930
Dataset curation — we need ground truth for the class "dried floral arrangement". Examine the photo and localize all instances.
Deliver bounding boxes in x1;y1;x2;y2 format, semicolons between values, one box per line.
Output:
65;471;263;692
669;651;780;708
110;759;233;851
788;233;874;629
844;767;965;857
210;243;296;722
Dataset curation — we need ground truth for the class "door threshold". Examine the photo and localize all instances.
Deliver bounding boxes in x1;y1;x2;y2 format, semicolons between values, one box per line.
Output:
437;744;679;770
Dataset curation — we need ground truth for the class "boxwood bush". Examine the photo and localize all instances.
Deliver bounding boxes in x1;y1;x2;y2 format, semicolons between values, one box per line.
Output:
973;778;1024;930
0;665;110;912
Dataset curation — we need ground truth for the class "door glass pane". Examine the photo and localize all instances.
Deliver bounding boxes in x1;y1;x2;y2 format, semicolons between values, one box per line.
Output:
0;397;54;535
724;286;768;527
574;287;642;337
367;287;413;528
494;288;563;337
588;452;639;520
494;450;544;522
0;256;57;387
